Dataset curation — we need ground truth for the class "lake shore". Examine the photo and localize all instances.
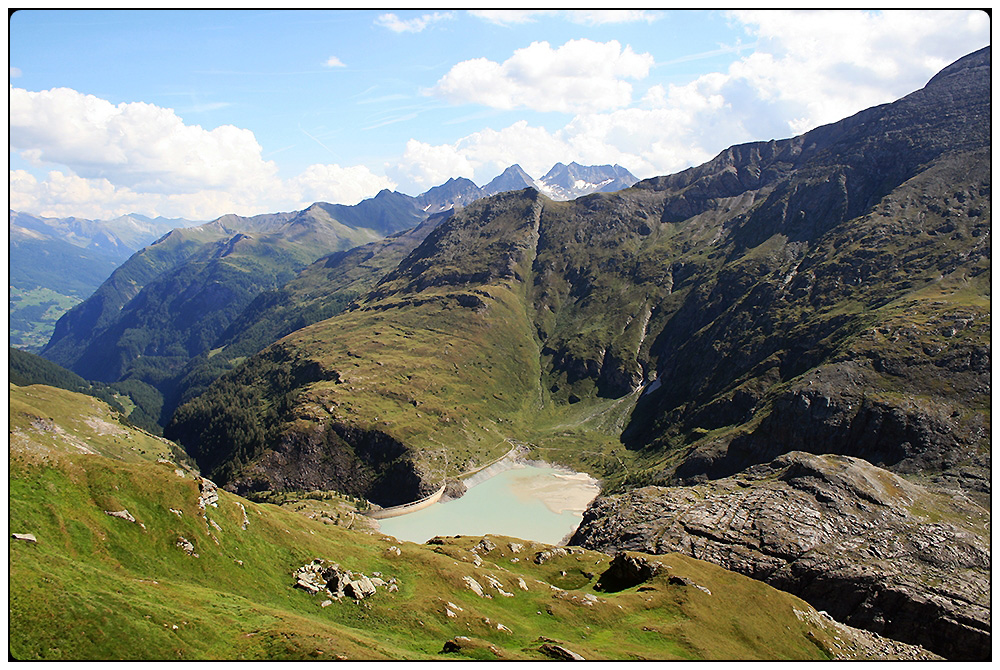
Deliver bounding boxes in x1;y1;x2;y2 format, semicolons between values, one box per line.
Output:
376;463;602;545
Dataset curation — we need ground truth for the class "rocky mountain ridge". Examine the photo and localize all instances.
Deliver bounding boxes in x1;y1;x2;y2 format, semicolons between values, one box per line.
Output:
536;161;638;200
410;163;640;214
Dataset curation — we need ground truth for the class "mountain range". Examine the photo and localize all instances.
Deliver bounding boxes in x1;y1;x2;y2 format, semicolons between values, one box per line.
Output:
9;211;203;351
30;162;637;429
9;48;990;660
11;164;636;354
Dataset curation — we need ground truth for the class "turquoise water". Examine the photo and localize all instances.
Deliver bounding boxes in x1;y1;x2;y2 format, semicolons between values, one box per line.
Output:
376;465;600;545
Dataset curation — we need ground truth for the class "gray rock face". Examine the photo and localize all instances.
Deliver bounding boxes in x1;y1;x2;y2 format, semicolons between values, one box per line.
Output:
572;452;989;660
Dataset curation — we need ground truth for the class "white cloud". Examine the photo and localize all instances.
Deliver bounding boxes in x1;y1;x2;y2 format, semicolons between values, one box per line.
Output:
10;66;22;78
9;87;398;219
428;39;654;114
375;12;453;33
455;121;571;179
728;9;991;133
286;163;396;206
10;86;278;195
323;56;346;68
387;139;477;189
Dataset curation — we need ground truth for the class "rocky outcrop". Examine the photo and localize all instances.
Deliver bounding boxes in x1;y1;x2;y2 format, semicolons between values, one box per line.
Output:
594;552;665;592
176;536;198;557
197;478;218;509
533;546;583;564
222;419;429;507
572;452;990;660
105;509;146;529
292;559;396;602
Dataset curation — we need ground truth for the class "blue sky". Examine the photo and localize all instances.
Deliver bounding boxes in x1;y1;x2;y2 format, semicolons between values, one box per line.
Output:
9;9;990;220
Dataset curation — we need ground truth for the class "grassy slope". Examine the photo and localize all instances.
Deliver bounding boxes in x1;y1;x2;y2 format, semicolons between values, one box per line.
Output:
10;383;853;661
166;215;446;416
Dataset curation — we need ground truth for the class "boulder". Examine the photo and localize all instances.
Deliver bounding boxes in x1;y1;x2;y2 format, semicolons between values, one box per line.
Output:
346;576;377;600
595;552;664;592
176;536;198;557
539;643;585;660
462;576;486;598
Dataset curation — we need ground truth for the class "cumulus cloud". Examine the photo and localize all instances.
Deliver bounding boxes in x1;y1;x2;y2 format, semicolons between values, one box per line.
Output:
323;56;346;68
286;163;396;206
9;87;397;219
387;139;477;189
729;9;990;133
375;12;453;33
10;86;278;195
428;39;654;114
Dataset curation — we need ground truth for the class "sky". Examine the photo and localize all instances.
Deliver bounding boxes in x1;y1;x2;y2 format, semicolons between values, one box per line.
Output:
8;8;991;221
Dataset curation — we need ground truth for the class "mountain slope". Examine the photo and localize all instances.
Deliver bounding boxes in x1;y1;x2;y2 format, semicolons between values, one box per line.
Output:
165;48;990;657
9;211;202;351
12;381;919;661
38;196;431;422
9;347;167;432
165;211;452;415
167;189;548;502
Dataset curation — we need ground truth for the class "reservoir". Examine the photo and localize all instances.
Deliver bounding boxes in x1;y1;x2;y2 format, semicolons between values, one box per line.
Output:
376;464;600;545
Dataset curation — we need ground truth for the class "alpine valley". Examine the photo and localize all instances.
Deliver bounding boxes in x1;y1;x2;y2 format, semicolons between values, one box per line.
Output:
9;47;990;661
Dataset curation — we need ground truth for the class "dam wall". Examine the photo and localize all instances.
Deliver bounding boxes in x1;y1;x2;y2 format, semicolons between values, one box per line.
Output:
364;483;447;520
